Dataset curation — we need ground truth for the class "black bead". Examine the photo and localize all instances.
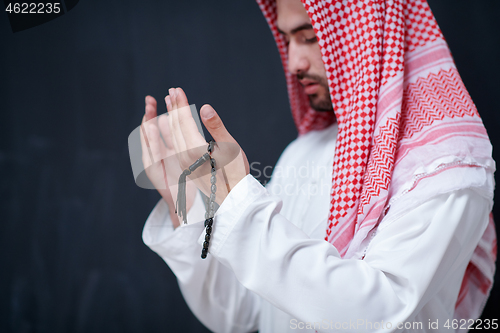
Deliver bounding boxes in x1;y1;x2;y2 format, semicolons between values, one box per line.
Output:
203;241;210;249
206;226;212;234
208;140;216;153
201;249;207;259
204;218;213;228
205;234;211;242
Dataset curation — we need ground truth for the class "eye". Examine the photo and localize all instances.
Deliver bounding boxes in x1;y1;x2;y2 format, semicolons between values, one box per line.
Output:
305;36;317;43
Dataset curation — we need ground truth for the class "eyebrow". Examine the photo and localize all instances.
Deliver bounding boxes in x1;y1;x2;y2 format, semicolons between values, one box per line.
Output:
277;23;314;36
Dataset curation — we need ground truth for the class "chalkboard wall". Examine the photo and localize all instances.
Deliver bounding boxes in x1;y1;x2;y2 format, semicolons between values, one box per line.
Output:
1;0;499;332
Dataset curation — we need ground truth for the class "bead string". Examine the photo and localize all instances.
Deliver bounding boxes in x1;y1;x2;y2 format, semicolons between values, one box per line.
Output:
176;140;217;259
202;144;217;259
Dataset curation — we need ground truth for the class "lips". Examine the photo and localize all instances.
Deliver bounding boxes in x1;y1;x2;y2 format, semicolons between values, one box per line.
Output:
300;80;320;95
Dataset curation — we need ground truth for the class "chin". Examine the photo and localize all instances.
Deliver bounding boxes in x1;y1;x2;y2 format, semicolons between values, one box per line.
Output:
310;95;334;112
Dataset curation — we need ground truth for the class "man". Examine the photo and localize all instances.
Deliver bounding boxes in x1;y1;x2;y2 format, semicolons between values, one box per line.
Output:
139;0;496;332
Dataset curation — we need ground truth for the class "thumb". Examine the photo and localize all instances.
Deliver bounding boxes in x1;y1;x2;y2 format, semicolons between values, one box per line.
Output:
200;104;236;144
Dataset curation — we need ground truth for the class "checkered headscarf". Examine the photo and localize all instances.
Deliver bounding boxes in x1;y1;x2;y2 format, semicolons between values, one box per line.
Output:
257;0;496;322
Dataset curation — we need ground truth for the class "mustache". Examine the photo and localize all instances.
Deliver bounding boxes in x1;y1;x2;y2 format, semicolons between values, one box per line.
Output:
296;73;325;83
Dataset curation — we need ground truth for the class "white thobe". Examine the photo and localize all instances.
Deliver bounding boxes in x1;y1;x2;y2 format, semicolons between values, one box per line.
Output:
142;123;493;333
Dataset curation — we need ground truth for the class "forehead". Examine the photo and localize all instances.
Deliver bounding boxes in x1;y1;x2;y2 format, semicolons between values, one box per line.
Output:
276;0;311;32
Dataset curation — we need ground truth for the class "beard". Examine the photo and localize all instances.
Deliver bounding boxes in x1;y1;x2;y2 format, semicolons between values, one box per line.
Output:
297;73;334;112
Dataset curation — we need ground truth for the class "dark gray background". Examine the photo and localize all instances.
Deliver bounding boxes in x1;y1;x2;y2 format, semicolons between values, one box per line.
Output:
1;0;498;332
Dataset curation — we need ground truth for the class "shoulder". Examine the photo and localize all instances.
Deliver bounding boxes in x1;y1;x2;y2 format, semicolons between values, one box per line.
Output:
382;165;494;232
277;122;338;167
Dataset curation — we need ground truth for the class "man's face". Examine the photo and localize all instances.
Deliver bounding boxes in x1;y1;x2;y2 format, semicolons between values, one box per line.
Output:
276;0;333;112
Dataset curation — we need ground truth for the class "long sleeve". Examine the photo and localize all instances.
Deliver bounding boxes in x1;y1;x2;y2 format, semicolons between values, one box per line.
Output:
142;192;261;333
202;172;491;333
143;123;493;332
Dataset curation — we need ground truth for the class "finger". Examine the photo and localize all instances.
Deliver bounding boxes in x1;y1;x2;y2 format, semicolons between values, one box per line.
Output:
158;113;175;151
166;94;183;155
175;88;206;149
169;89;188;154
140;115;154;168
200;104;237;144
169;88;178;111
165;94;173;113
164;94;180;152
144;95;163;162
147;122;163;163
175;87;189;109
145;95;158;122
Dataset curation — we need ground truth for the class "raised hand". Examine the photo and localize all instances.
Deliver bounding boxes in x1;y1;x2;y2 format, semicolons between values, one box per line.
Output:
165;87;249;204
140;95;197;228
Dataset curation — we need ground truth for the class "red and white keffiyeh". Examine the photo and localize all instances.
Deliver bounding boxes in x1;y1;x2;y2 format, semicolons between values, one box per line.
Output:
257;0;496;323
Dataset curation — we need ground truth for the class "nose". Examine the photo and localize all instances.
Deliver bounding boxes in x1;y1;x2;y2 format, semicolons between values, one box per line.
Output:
287;42;310;75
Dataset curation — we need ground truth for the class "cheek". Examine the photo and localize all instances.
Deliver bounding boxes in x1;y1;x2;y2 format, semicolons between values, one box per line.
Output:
308;45;327;74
